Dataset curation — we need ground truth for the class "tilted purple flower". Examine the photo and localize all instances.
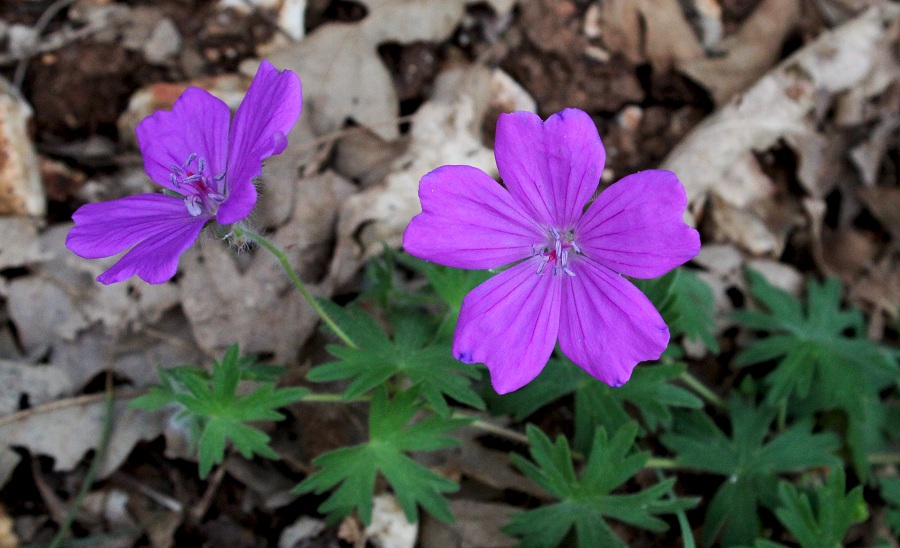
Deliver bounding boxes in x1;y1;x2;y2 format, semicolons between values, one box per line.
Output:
402;109;700;394
66;60;302;284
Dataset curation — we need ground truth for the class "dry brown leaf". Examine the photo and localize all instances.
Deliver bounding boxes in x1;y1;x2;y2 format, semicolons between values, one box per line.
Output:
784;130;848;198
850;113;900;186
5;226;195;389
264;0;481;141
858;186;900;241
595;0;703;72
420;500;517;548
0;361;72;415
0;218;42;272
180;171;354;361
0;393;167;487
680;0;802;104
663;4;900;219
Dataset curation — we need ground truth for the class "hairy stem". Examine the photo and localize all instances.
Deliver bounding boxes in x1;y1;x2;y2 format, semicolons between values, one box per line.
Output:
236;228;357;349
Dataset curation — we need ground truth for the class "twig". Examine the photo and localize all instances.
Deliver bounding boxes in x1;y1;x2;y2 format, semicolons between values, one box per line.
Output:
679;371;726;409
189;461;228;523
0;389;144;428
110;472;184;513
12;0;79;88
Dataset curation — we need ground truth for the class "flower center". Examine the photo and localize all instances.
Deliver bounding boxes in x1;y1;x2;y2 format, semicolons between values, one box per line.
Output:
169;153;227;217
533;227;581;276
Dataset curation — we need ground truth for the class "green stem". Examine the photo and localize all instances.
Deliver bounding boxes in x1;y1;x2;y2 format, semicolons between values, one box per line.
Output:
679;371;726;409
868;453;900;465
645;457;679;470
236;228;357;350
48;375;116;548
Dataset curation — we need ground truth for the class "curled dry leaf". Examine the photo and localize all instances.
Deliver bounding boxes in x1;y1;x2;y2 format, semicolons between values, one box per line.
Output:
680;0;802;105
327;66;524;288
663;4;900;218
0;393;168;488
594;0;703;72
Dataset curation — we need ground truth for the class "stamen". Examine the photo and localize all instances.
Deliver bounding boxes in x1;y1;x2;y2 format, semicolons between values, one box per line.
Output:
197;157;205;173
170;173;180;188
185;196;202;217
183;153;197;167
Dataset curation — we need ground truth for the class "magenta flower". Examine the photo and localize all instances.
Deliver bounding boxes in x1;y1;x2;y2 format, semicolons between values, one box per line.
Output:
403;109;700;394
66;60;302;284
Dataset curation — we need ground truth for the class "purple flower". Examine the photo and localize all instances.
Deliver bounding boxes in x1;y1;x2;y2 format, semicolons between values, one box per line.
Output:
402;109;700;394
66;60;302;284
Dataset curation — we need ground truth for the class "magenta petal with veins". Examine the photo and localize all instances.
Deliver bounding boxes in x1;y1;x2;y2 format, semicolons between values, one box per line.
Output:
403;108;700;394
66;60;302;284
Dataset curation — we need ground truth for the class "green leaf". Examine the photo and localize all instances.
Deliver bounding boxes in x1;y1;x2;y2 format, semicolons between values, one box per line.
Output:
132;346;307;479
771;468;866;547
633;268;719;352
881;476;900;537
733;271;898;478
294;388;467;525
490;356;702;453
504;423;697;547
661;399;840;547
308;302;484;415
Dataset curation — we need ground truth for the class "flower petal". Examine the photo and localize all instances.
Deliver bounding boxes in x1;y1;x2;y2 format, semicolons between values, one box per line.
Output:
494;109;605;228
66;194;207;284
403;165;543;269
136;87;231;192
576;170;700;279
219;60;302;225
453;262;561;394
558;260;669;387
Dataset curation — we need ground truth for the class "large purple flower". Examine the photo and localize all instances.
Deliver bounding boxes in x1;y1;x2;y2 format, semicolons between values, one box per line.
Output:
403;109;700;394
66;60;302;284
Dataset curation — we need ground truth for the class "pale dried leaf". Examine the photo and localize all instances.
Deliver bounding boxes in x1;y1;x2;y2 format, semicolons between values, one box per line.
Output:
0;77;44;216
365;494;417;548
0;361;73;415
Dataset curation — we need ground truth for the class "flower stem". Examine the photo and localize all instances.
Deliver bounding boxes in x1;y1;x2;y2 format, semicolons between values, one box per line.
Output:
645;457;679;470
679;371;726;409
236;228;357;350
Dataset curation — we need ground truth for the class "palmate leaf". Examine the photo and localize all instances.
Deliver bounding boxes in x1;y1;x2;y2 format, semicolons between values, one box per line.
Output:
504;423;697;548
757;468;867;548
131;345;307;479
661;399;840;547
489;355;702;453
293;388;468;525
308;301;484;415
633;267;719;352
733;270;898;477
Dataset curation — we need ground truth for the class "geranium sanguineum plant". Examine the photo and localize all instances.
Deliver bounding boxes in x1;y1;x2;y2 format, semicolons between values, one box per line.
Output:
66;60;302;284
403;109;700;394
